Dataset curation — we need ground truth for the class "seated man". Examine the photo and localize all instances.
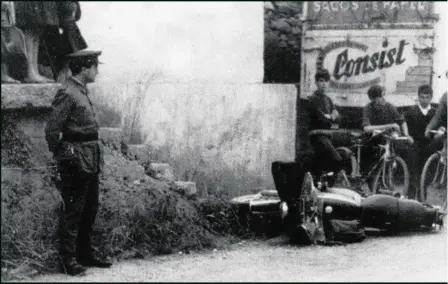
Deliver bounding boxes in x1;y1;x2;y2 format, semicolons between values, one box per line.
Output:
307;69;345;177
361;84;412;176
404;85;438;196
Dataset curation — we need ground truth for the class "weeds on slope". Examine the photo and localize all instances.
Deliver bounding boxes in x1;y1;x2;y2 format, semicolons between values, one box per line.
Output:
1;145;251;282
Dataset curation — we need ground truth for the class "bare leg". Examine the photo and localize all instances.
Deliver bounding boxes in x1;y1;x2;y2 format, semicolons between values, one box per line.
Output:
1;62;21;83
22;28;54;83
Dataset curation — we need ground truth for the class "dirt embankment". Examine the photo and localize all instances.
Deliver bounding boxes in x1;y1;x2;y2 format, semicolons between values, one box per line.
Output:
1;131;242;281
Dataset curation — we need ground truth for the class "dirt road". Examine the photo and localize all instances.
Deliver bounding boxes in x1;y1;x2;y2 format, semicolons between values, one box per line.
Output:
20;228;447;282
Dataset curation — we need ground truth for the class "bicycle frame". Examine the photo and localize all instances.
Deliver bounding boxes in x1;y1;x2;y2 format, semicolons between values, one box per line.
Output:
434;137;447;185
420;132;447;207
350;132;407;189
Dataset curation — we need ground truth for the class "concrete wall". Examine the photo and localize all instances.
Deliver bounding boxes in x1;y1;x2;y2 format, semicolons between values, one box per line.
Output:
76;2;297;190
90;82;296;190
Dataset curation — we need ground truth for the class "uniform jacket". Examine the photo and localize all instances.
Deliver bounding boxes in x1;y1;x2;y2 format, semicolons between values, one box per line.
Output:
45;76;103;174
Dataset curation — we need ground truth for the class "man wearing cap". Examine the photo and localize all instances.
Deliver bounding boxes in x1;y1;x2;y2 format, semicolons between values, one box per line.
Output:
45;49;111;276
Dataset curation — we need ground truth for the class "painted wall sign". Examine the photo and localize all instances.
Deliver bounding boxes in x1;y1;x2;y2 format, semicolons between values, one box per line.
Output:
307;1;435;29
301;29;434;107
317;39;410;89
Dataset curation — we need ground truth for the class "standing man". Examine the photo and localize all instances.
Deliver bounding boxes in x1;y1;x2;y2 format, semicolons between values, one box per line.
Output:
404;85;436;198
307;69;344;176
45;50;111;276
425;91;447;144
424;70;447;151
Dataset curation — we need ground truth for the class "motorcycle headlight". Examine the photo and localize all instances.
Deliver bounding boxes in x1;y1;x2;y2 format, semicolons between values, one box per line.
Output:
279;201;288;219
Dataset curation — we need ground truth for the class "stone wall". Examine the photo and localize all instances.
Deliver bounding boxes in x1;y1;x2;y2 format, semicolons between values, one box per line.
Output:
263;1;302;83
1;85;59;188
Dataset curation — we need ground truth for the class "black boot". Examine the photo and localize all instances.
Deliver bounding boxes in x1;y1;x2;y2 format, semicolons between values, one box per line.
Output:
60;258;87;276
78;254;112;268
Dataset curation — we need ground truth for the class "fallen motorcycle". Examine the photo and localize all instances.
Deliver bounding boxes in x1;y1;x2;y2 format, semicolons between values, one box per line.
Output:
230;161;445;245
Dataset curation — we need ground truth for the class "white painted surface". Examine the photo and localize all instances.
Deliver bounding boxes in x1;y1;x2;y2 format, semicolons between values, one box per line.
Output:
77;2;264;84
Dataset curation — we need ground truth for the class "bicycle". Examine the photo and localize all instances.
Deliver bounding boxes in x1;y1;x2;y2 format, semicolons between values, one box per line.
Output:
346;129;410;197
419;130;447;209
308;128;410;197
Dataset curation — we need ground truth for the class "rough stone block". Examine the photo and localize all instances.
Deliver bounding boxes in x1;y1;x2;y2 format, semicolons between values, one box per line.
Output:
404;74;432;82
1;83;60;109
396;80;430;89
174;181;198;197
271;19;292;33
148;163;175;182
126;144;152;165
395;86;420;94
264;1;275;10
405;66;431;76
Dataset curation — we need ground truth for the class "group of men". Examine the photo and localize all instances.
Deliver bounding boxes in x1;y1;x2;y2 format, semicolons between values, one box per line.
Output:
308;68;447;197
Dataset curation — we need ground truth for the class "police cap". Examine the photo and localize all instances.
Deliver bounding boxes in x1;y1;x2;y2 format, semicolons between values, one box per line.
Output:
67;50;103;65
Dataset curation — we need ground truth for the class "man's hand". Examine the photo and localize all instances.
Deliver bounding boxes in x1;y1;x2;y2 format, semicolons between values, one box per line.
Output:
425;128;431;139
435;126;446;139
389;123;400;131
425;126;446;139
407;135;414;144
324;113;332;120
331;109;340;121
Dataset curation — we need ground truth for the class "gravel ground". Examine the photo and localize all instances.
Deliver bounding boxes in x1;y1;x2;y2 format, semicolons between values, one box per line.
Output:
20;226;447;283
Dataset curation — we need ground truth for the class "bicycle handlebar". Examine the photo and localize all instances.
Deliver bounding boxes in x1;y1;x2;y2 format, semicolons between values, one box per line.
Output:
372;128;409;140
429;130;447;135
392;136;410;141
309;129;362;137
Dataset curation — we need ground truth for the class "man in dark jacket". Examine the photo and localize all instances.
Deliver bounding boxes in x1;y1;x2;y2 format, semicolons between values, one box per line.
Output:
45;50;111;276
404;85;437;197
308;69;344;176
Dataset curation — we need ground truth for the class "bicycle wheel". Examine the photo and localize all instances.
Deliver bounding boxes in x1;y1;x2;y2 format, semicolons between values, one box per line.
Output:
419;153;447;207
386;156;410;197
371;156;409;196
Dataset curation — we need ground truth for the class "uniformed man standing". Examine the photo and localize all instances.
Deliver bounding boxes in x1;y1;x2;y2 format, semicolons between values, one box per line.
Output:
45;50;112;276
